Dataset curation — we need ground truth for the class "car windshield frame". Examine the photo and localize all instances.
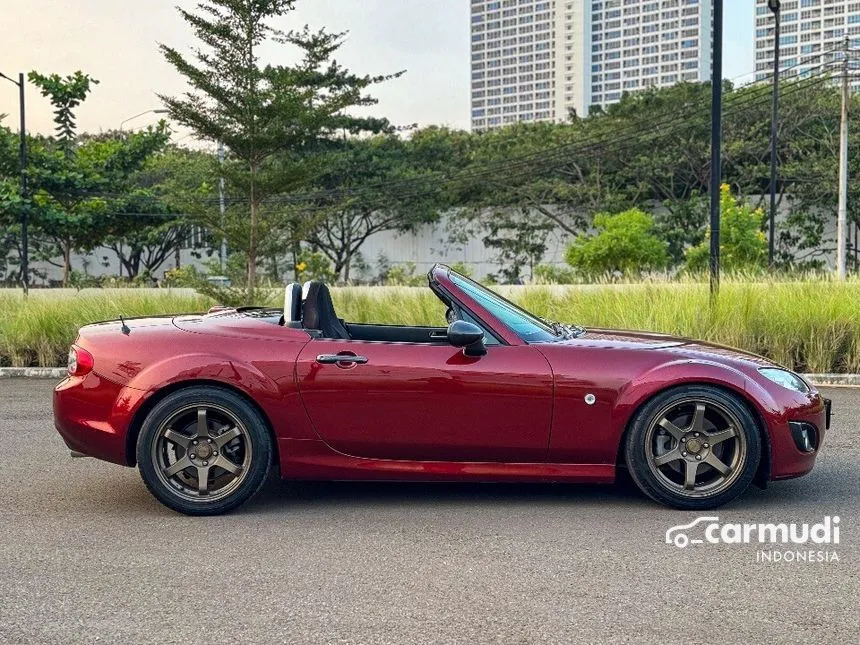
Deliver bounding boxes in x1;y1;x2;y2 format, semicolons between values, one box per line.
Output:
446;269;560;344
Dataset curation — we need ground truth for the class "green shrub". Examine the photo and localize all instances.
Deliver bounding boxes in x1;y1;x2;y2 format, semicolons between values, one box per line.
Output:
385;262;424;286
565;208;669;277
295;251;338;284
449;262;475;278
533;264;576;284
686;185;767;273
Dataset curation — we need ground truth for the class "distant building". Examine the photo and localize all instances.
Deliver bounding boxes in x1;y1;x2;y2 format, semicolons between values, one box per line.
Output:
754;0;860;89
589;0;713;110
470;0;714;131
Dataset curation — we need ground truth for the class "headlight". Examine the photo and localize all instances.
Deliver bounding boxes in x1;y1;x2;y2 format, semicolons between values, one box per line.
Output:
759;368;810;393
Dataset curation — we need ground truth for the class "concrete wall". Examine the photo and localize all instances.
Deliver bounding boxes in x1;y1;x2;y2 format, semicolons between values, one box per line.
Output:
23;196;847;285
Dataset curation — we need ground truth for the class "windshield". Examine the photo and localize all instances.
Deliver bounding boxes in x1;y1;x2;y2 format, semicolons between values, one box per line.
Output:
448;270;559;343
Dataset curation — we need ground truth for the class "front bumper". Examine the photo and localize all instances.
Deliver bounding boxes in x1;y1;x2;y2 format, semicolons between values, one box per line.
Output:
53;372;144;466
767;392;828;481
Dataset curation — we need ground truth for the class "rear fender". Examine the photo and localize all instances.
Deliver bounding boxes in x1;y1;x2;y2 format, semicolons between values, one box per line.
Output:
126;354;282;399
122;353;317;442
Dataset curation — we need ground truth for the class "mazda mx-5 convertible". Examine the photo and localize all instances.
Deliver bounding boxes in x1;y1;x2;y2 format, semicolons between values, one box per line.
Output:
54;265;830;515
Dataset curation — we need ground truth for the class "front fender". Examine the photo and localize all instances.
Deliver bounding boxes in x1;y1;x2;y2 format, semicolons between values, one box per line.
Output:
607;359;764;464
614;359;751;418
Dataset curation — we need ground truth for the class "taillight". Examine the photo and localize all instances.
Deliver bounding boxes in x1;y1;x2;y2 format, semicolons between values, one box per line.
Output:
67;345;94;376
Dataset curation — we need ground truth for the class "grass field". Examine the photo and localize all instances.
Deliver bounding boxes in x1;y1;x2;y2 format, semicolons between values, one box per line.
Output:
2;278;860;372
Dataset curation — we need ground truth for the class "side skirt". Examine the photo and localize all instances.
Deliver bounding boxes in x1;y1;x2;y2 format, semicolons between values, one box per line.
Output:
277;438;616;484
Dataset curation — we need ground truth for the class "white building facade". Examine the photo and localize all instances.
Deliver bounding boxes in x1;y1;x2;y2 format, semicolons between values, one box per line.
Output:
470;0;577;129
470;0;714;131
754;0;860;86
588;0;713;109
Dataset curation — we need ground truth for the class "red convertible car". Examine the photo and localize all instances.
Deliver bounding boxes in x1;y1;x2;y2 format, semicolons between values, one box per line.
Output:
54;265;829;515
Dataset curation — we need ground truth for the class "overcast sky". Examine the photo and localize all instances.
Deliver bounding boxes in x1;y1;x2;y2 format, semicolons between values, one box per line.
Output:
1;0;754;139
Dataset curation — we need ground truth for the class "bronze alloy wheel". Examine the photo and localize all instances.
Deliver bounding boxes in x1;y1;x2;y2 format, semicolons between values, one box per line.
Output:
138;386;272;515
624;385;761;510
644;398;748;498
151;403;253;502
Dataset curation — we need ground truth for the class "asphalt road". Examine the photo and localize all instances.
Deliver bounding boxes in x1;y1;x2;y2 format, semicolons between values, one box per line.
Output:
0;381;858;645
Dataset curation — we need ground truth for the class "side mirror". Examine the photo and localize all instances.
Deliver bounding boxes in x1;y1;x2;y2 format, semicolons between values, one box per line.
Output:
447;320;487;357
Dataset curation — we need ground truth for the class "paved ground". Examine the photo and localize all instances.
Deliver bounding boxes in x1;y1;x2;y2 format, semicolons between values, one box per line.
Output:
0;381;857;645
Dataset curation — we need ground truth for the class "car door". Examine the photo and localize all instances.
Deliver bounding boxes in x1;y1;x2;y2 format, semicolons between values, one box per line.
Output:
294;338;553;463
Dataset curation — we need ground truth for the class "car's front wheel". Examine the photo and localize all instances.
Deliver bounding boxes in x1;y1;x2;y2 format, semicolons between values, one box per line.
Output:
624;385;761;510
137;386;272;516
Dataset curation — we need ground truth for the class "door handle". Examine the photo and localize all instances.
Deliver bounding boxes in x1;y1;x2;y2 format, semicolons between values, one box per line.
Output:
316;354;368;365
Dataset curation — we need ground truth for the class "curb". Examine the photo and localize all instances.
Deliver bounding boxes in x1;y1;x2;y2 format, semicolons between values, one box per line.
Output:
802;374;860;388
2;367;860;388
0;368;68;379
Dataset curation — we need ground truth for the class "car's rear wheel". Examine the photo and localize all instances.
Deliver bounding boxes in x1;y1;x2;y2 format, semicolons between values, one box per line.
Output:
624;385;761;510
137;386;271;516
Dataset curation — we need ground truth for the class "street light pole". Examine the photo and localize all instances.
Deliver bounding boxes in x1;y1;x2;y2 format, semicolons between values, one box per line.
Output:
119;108;168;132
0;71;28;295
218;141;227;271
768;0;781;266
837;38;850;280
709;0;724;299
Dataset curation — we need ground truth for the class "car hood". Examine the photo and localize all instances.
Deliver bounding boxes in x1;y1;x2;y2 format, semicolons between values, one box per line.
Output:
553;328;776;368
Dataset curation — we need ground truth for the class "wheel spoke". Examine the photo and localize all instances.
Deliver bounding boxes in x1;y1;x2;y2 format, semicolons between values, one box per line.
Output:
654;448;683;467
164;456;192;478
196;408;210;439
691;403;706;433
196;465;210;494
214;426;241;449
213;454;242;476
163;428;191;449
683;460;699;490
704;452;731;475
707;427;736;446
658;418;685;440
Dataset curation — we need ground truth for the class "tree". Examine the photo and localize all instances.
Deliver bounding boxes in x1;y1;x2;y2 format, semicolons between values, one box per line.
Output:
160;0;401;289
653;194;708;265
104;146;216;279
305;133;454;281
26;72;170;285
0;120;24;283
481;209;554;283
565;208;669;276
28;72;99;147
685;185;767;273
444;77;849;270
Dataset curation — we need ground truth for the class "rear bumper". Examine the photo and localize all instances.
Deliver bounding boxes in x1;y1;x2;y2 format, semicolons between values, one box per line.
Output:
768;393;828;481
53;372;143;466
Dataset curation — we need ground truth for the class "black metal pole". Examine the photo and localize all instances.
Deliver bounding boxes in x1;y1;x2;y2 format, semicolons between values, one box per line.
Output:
768;1;781;266
18;72;28;296
709;0;724;299
854;222;860;273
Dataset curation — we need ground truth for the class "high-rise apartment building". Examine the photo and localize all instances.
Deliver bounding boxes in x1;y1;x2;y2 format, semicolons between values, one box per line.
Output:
754;0;860;85
470;0;574;130
589;0;713;108
470;0;714;131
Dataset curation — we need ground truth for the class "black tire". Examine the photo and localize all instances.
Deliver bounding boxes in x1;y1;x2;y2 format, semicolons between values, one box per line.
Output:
137;386;272;516
624;385;761;510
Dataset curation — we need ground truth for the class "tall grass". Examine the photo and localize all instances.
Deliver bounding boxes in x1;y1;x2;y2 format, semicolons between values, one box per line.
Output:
2;277;860;372
0;289;211;368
